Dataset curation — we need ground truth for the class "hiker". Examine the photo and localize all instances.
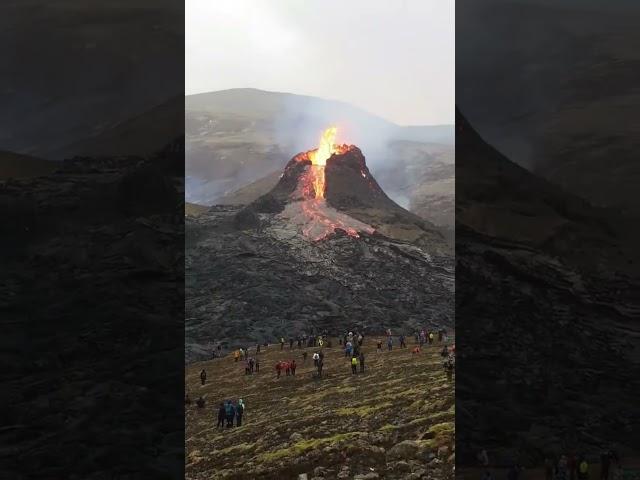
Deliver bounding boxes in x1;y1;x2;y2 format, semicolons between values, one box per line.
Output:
319;350;325;363
386;328;391;337
351;355;358;374
345;341;352;357
276;362;283;378
216;403;225;428
257;343;261;353
568;453;577;480
255;358;260;373
249;357;255;373
291;360;297;375
557;455;569;480
359;351;365;373
544;458;554;480
280;337;285;350
600;450;618;480
236;399;244;427
377;339;382;352
444;354;454;381
419;330;425;346
234;350;240;362
313;352;320;367
303;351;308;364
507;464;521;480
441;345;449;358
285;361;291;376
225;400;235;428
400;335;406;348
387;336;393;351
352;342;359;357
317;358;324;377
200;369;206;385
578;457;589;480
196;396;205;408
358;334;363;346
245;360;251;375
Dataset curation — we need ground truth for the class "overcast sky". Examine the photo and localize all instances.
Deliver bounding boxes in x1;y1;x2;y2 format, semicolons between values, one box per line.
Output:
186;0;454;126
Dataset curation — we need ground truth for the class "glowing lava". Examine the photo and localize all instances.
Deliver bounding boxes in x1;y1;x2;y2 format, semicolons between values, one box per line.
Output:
281;127;375;241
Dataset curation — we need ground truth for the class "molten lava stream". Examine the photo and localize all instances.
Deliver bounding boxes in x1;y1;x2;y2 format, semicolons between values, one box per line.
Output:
286;126;374;241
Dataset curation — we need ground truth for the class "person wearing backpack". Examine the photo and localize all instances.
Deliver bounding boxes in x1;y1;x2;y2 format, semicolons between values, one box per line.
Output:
351;356;358;374
578;457;589;480
225;400;235;428
236;399;245;427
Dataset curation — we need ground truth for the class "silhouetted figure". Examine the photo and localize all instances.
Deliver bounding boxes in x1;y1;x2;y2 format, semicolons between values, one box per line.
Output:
196;396;205;408
200;369;206;385
217;403;225;428
359;352;365;373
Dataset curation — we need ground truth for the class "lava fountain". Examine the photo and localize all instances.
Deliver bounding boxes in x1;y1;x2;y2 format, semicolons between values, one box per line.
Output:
282;127;375;241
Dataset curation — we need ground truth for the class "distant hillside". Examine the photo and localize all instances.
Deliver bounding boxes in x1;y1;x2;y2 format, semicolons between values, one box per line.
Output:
50;96;184;159
185;202;209;217
0;151;57;179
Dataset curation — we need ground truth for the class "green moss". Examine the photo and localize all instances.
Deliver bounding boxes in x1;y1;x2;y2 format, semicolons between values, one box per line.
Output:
428;422;453;434
379;423;399;432
257;432;361;463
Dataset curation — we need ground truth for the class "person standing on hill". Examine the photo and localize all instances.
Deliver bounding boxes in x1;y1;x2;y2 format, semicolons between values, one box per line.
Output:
200;369;206;385
280;337;285;350
257;343;261;353
313;352;320;367
291;360;297;376
216;403;225;428
359;351;365;373
302;351;308;364
225;401;235;428
400;335;406;348
235;399;244;427
317;358;324;377
578;457;589;480
351;355;358;374
387;336;393;351
196;396;205;408
255;357;260;373
276;362;283;378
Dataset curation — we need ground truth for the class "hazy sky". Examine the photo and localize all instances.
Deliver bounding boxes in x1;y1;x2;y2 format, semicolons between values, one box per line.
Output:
186;0;454;126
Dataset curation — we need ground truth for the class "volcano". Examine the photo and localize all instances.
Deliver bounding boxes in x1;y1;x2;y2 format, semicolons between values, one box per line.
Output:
185;128;454;362
238;127;448;252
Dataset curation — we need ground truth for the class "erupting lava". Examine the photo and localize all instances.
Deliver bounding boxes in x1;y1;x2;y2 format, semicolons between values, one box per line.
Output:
282;127;375;241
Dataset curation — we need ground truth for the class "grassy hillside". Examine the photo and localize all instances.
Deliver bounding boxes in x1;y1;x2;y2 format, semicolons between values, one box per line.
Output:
186;336;455;480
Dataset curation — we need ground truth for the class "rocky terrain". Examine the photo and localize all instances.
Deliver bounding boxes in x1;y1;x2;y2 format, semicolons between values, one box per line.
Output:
455;109;640;465
185;145;454;363
186;336;455;480
0;141;185;478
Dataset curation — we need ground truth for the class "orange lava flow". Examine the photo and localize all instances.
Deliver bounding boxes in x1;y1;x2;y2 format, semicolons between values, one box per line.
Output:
286;127;372;241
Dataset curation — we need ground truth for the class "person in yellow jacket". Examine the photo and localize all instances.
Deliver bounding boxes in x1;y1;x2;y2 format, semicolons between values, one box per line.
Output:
351;355;358;375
